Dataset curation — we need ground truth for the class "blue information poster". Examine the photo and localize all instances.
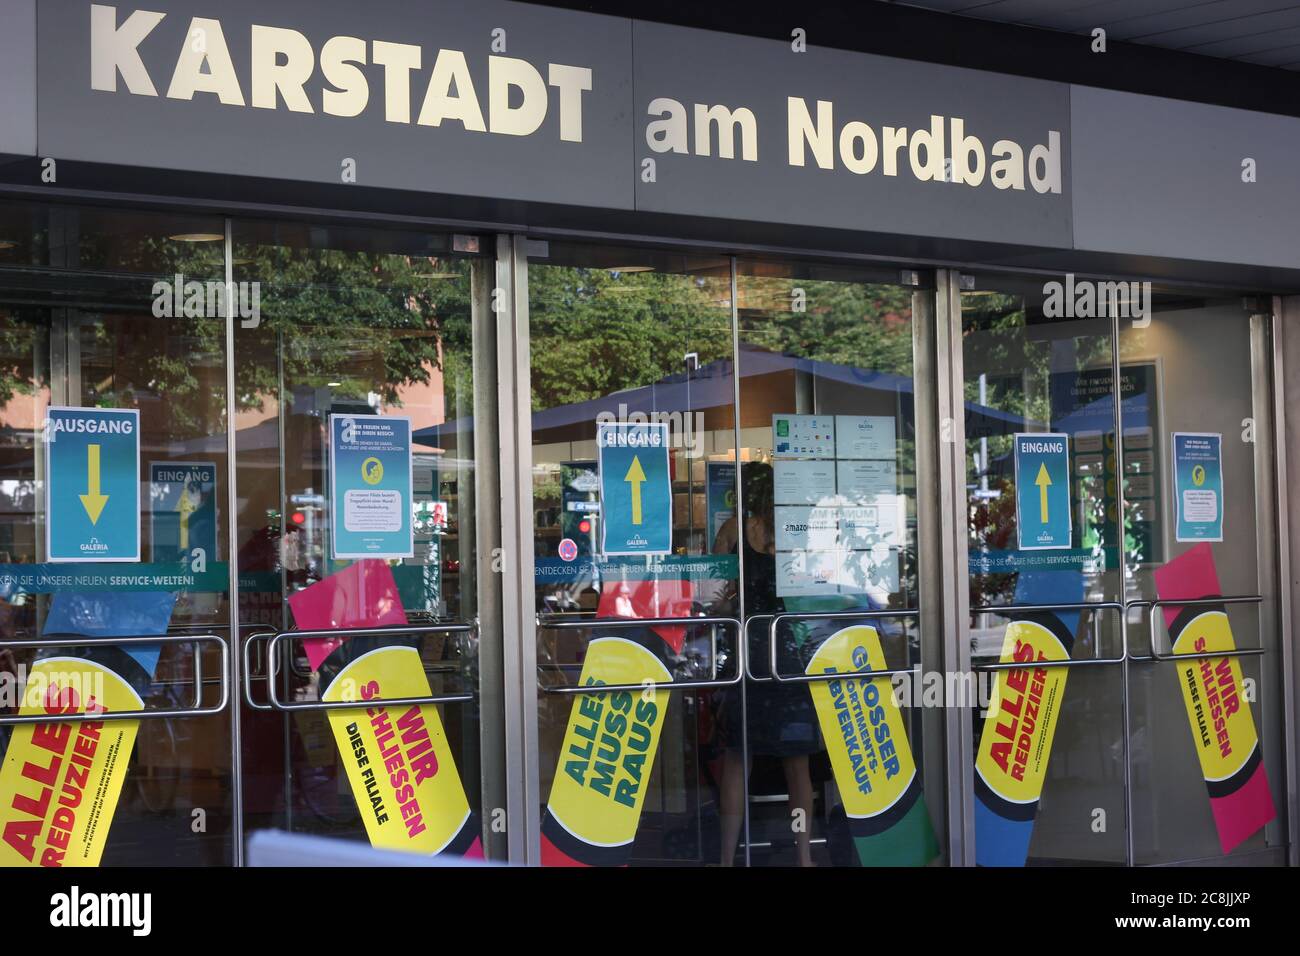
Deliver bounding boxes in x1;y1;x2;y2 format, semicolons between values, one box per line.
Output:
1013;432;1071;551
329;414;413;560
1172;432;1224;542
705;461;736;552
150;461;217;563
597;421;672;556
46;406;140;563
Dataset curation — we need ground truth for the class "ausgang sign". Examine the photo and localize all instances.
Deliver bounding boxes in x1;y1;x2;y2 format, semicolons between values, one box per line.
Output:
37;0;1071;246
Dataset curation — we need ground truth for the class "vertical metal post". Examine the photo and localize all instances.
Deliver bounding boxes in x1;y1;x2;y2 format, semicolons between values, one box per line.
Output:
1248;309;1283;853
1110;304;1134;868
934;270;974;865
497;235;539;864
1272;297;1299;867
910;279;948;863
472;256;508;860
276;328;292;833
729;257;750;866
224;218;245;865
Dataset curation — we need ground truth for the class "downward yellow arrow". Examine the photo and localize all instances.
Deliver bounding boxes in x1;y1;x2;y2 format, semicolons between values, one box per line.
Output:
624;455;646;525
1034;462;1052;524
80;444;109;524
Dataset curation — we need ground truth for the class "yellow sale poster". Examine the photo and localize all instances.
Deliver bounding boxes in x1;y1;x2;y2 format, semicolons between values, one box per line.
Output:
805;625;937;865
323;644;481;857
541;636;672;866
0;657;141;867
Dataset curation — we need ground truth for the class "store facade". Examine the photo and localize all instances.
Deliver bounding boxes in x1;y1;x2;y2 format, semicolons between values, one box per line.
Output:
0;0;1295;867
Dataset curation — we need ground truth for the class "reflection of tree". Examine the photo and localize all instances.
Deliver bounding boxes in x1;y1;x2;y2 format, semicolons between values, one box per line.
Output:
529;267;732;410
528;269;916;418
0;311;43;407
1;240;474;440
236;245;472;419
740;279;914;377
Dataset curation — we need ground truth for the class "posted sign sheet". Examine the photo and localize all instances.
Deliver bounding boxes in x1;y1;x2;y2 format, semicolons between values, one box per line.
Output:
329;415;413;560
1172;433;1224;543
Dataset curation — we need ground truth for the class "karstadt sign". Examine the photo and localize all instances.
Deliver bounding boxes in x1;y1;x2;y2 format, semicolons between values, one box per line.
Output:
35;0;1071;245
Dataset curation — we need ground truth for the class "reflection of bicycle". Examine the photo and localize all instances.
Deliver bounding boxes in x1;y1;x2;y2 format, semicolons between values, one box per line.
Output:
127;717;181;814
291;708;356;828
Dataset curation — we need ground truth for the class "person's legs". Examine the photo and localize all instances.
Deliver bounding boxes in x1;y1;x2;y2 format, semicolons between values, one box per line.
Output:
719;749;749;866
782;754;816;867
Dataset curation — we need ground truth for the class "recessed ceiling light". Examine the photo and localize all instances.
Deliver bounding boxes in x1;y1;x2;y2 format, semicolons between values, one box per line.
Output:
327;381;342;387
168;232;223;242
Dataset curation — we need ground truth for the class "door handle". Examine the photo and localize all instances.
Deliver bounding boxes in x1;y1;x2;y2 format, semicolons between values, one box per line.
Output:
1130;595;1264;663
970;601;1127;671
765;609;920;684
537;615;743;694
262;623;477;712
0;632;230;724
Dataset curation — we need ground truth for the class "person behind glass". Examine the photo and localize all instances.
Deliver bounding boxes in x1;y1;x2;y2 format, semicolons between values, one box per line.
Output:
712;461;818;867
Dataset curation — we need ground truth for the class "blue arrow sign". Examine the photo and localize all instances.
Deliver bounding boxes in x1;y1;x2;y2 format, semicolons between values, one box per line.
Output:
597;422;672;556
46;407;140;563
1013;432;1071;551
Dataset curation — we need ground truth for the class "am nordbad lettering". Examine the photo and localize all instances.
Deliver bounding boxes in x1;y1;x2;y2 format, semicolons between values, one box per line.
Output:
91;5;1062;194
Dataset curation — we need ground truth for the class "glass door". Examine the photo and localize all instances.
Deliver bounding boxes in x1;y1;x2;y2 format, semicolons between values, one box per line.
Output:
0;201;236;865
958;274;1288;866
730;258;943;867
230;219;506;861
527;241;743;866
525;246;945;866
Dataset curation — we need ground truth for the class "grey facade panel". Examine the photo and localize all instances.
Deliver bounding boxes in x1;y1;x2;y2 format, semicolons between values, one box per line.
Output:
0;0;36;158
1071;85;1300;270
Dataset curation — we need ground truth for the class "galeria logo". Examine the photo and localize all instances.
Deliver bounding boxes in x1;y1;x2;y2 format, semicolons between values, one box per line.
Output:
49;886;152;937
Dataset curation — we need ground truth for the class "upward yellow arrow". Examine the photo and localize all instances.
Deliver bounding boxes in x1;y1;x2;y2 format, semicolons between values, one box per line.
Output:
178;487;195;550
624;455;646;525
1034;462;1052;524
80;444;110;524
